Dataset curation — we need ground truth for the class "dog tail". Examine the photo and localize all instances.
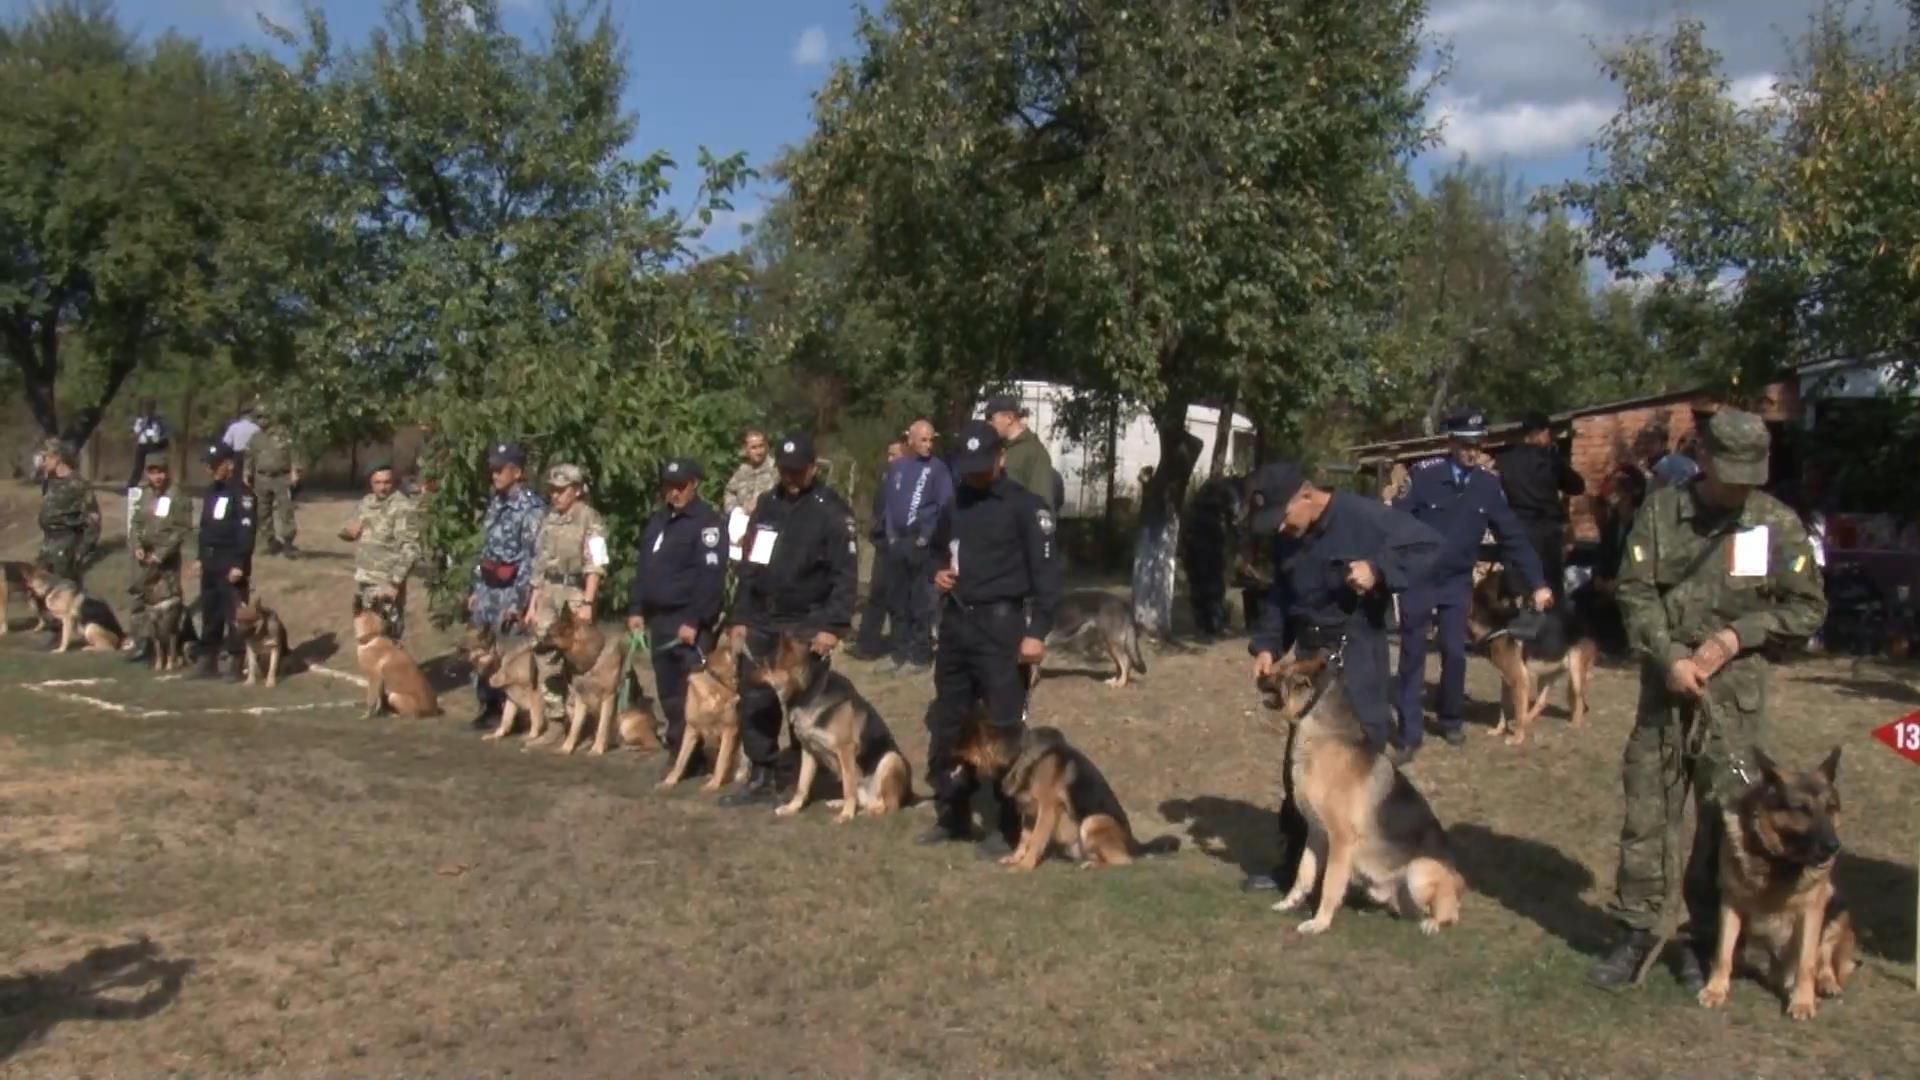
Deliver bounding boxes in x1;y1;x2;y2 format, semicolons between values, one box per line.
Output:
1136;834;1181;857
1127;621;1147;675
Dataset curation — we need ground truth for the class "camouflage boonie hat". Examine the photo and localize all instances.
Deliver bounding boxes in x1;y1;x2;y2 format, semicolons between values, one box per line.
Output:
41;438;76;465
546;463;586;489
1702;409;1770;486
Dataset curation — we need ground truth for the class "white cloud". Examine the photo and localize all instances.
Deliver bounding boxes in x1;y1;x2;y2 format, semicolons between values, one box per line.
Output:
792;26;830;68
1429;94;1615;161
1727;72;1780;109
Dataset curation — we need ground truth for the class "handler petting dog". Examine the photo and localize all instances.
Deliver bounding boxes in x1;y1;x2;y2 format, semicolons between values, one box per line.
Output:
1588;409;1827;994
1242;462;1439;895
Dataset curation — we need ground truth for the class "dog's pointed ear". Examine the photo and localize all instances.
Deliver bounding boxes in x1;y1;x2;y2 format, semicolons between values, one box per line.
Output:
1819;745;1842;784
1751;746;1784;786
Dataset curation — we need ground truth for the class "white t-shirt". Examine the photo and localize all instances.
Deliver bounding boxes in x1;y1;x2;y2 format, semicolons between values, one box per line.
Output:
222;418;261;451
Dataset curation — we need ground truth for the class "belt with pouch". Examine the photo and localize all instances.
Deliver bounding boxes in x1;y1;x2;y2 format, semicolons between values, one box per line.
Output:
543;572;586;587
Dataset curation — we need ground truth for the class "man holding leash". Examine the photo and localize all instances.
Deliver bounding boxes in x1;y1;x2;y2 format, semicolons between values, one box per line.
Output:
724;433;858;806
525;463;610;711
124;456;193;665
628;458;728;770
1394;411;1552;758
918;419;1063;851
36;441;101;586
468;443;545;721
1588;409;1826;992
191;444;257;681
1242;463;1440;892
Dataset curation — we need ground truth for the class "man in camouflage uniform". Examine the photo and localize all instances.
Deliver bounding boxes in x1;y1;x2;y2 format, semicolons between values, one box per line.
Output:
1588;410;1828;992
468;443;545;719
245;406;304;558
125;456;193;663
525;463;611;705
37;441;101;584
724;429;777;520
340;463;421;641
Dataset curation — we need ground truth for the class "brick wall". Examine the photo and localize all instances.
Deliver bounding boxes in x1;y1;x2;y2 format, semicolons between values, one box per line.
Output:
1567;401;1701;539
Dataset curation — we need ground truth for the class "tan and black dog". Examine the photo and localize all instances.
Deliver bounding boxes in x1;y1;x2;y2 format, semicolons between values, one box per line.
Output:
997;726;1177;870
657;635;747;792
353;606;442;718
749;633;912;822
1467;572;1597;746
464;625;549;743
2;560;52;634
231;593;289;688
1036;591;1148;689
1699;747;1858;1020
1260;653;1465;937
540;608;656;756
25;569;123;653
147;596;193;672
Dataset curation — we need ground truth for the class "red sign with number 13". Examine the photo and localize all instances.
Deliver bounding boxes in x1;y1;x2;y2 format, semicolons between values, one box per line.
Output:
1872;713;1920;765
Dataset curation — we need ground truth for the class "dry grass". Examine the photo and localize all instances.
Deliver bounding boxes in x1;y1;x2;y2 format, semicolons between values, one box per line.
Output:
1;485;1918;1075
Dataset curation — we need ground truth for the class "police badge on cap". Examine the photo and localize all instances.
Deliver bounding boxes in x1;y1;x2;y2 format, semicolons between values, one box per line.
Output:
701;526;720;548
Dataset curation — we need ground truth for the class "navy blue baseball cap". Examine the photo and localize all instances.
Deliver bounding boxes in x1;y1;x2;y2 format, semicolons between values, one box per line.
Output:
487;442;526;468
951;420;1003;475
659;457;703;484
774;434;817;470
205;443;238;466
1248;463;1306;533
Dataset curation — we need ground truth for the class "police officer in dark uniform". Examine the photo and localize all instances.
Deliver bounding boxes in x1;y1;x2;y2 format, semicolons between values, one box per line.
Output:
1182;473;1241;636
723;433;858;806
918;420;1064;850
628;458;728;768
192;443;258;680
1394;412;1551;756
1496;410;1586;606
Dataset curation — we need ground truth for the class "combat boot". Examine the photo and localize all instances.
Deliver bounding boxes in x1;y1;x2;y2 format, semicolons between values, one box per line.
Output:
1675;942;1708;995
189;652;222;680
718;764;777;807
914;802;976;846
1588;930;1658;989
280;544;301;560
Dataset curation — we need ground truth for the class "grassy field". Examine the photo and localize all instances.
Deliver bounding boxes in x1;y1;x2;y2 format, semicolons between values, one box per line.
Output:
3;488;1919;1075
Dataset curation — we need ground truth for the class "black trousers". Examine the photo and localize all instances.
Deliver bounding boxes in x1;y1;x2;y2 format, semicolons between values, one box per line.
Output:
1504;519;1567;604
854;541;894;656
196;553;247;657
926;599;1029;841
646;612;712;750
1242;587;1266;633
884;539;934;665
736;625;794;768
1185;544;1229;634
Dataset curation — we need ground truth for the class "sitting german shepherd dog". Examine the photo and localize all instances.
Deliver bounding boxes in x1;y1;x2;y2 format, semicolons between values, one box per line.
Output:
26;569;124;653
1260;651;1465;936
1467;572;1597;747
750;634;912;822
997;725;1178;870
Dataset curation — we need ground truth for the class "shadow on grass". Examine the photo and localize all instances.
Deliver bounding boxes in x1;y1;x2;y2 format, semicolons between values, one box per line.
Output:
1837;850;1918;963
0;938;191;1062
1158;795;1276;876
291;632;341;670
419;651;472;694
1795;674;1920;707
1448;823;1613;957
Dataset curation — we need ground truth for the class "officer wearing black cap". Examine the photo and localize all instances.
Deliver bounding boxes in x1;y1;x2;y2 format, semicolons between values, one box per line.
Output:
1237;463;1440;892
723;433;858;806
192;442;258;680
1495;410;1586;606
1393;412;1551;756
919;419;1064;850
628;457;727;765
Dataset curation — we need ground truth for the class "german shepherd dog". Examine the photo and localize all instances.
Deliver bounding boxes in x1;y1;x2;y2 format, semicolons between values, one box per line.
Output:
231;593;289;688
464;625;548;743
26;569;124;653
353;605;442;719
749;634;913;822
2;560;52;634
1699;747;1858;1020
540;607;655;756
657;636;747;792
148;596;194;672
1260;652;1465;936
997;726;1178;870
1467;573;1597;746
1037;591;1147;688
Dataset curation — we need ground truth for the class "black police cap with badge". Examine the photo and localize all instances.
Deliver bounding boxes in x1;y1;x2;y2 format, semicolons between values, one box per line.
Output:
660;457;704;485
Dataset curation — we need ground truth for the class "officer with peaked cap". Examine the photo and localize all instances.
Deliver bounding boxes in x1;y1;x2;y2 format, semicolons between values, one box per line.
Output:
629;457;727;767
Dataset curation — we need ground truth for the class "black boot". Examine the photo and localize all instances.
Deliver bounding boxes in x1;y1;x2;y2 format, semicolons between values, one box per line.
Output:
280;544;301;560
190;653;222;680
1588;930;1659;989
718;765;776;807
226;652;248;683
1675;940;1708;995
124;639;154;664
915;801;976;846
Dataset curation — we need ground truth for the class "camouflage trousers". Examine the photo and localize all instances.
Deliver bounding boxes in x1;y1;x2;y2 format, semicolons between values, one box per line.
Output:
36;532;86;584
255;472;296;547
1609;659;1768;936
354;579;407;642
126;560;183;642
530;584;586;705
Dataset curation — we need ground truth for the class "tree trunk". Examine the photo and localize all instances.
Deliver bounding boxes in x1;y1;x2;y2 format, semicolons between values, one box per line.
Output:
178;353;202;479
1207;381;1240;479
1102;396;1121;570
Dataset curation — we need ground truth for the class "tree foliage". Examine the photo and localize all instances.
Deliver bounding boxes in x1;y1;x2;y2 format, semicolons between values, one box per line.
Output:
785;0;1435;501
238;0;757;621
0;0;280;445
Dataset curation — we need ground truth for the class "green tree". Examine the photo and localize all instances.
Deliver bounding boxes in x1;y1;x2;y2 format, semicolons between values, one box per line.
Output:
785;0;1434;506
0;0;279;445
240;0;755;622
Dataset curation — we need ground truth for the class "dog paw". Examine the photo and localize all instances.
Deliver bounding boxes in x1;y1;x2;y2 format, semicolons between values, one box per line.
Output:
833;811;856;825
1295;916;1330;936
1696;984;1729;1009
1816;974;1844;998
773;804;801;818
1503;733;1525;748
823;799;847;810
1272;895;1304;913
1787;996;1818;1021
589;746;608;756
1419;918;1442;936
481;732;504;742
654;779;677;791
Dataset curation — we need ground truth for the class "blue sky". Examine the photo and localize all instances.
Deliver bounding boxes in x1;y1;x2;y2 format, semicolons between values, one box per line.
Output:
14;1;1895;261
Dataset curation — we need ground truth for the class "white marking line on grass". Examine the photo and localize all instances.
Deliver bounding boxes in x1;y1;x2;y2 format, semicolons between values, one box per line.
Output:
25;684;175;718
32;678;116;688
23;680;360;719
310;663;369;688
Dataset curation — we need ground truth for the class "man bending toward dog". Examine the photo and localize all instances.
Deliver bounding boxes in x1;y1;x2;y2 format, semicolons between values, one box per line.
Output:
918;419;1063;852
1242;463;1439;893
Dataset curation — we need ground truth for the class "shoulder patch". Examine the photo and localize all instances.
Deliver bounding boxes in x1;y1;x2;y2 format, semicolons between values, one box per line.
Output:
701;526;720;548
1036;509;1055;536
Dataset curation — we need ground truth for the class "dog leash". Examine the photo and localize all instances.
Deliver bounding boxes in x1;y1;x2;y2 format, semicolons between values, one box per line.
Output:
615;628;649;716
